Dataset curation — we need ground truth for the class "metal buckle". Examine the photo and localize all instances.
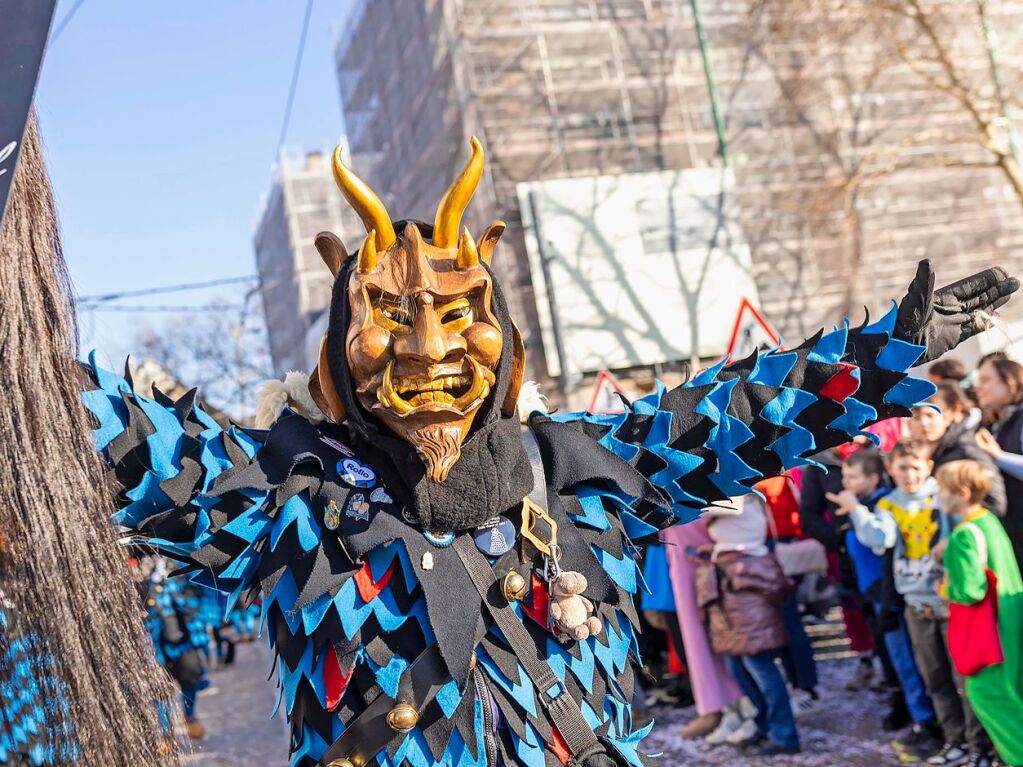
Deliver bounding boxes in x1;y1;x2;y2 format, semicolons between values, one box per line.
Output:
520;497;558;558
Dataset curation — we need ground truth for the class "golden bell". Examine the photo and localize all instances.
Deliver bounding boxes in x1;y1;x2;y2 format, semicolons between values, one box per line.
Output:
502;571;528;602
326;760;354;767
386;702;419;733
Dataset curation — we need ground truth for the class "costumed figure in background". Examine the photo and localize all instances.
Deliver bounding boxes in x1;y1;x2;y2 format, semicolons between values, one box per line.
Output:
82;134;1019;767
0;115;181;766
134;555;211;740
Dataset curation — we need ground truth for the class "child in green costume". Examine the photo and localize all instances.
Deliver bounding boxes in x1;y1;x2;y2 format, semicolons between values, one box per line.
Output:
937;460;1023;766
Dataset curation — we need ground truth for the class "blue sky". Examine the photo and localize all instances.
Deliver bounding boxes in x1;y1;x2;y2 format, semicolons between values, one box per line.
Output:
35;0;347;365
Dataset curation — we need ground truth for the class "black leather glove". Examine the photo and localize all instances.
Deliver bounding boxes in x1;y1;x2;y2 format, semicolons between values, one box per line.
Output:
895;259;1019;365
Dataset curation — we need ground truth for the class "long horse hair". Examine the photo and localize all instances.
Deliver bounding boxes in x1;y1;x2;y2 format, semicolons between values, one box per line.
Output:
0;114;182;765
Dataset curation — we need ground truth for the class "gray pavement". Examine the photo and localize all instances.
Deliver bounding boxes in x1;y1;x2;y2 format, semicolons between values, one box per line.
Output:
183;644;904;766
181;640;290;766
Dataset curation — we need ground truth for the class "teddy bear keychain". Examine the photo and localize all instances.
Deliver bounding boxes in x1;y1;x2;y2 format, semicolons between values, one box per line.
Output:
548;571;603;641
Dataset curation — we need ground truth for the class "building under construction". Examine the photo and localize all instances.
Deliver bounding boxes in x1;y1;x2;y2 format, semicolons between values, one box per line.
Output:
334;0;1023;406
255;147;364;376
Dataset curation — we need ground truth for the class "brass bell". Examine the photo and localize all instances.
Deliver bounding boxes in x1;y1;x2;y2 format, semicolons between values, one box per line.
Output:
386;702;419;733
326;760;354;767
502;571;528;602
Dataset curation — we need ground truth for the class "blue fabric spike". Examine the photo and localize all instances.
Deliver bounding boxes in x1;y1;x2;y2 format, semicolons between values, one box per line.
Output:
863;302;898;335
476;649;537;717
828;394;878;438
332;579;373;640
619;509;660;540
270;495;320;553
595;547;638;593
808;321;848;364
300;593;334;635
885;376;938;409
510;723;547;767
708;415;759;497
750;350;798;388
291;724;330;766
876;337;926;371
115;472;174;528
435;680;463;718
545;636;596;694
691;356;729;386
368;654;410;698
571;489;613;531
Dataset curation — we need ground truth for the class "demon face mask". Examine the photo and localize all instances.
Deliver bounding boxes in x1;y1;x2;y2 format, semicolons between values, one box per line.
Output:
312;139;522;483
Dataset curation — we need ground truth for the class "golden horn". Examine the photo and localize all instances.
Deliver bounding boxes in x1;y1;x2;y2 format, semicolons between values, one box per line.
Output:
332;145;396;250
358;230;379;273
456;227;479;269
433;136;484;249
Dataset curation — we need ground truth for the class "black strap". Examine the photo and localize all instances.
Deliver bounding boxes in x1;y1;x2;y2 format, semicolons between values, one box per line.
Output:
454;535;605;762
317;643;447;767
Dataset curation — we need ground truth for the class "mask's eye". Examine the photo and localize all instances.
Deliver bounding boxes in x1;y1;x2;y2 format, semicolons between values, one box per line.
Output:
439;298;473;330
377;303;413;332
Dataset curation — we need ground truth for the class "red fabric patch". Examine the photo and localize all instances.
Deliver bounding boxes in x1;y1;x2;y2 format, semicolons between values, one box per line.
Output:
522;572;550;629
354;559;395;603
549;727;571;765
324;646;353;711
820;363;859;402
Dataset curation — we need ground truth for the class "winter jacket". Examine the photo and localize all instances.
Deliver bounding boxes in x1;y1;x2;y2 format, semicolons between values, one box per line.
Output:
696;551;791;656
931;419;1006;517
845;486;892;600
848;477;949;612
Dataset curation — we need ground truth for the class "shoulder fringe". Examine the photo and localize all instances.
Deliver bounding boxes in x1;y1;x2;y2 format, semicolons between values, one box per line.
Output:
517;380;548;424
254;371;325;428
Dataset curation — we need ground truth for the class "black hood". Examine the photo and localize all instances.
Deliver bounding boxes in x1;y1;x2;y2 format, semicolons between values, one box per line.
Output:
324;227;532;531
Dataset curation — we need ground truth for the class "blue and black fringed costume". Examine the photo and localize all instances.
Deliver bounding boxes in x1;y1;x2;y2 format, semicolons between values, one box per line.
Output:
82;306;934;767
0;605;76;766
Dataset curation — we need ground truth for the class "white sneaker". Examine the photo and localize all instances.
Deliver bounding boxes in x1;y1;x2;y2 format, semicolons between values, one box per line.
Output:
724;717;759;745
704;705;743;745
789;688;820;718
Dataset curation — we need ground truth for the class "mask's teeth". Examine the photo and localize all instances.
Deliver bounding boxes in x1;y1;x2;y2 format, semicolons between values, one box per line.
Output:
379;360;414;415
453;357;489;412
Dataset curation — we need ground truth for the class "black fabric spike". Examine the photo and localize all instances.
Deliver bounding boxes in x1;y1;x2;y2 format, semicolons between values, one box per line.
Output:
270;609;308;670
363;635;393;668
401;533;483;688
159;453;203;507
290;676;336;748
137;507;197;542
479;635;522;687
450;684;481;761
107;391;156;467
221;429;253;468
485;678;530;742
418;697;461;764
292;538;359;612
529;415;670;512
191;533;247;571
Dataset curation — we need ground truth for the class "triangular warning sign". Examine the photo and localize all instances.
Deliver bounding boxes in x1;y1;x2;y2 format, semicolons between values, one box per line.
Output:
588;370;628;414
726;297;780;360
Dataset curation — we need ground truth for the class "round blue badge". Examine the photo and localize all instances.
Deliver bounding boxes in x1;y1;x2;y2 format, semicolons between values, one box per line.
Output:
338;457;376;488
474;515;516;557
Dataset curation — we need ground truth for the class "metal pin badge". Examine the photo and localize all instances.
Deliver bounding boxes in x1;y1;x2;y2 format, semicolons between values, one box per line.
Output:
473;515;515;557
323;501;342;531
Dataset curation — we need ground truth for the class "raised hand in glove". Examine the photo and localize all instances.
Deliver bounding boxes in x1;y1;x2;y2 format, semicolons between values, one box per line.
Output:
895;259;1019;365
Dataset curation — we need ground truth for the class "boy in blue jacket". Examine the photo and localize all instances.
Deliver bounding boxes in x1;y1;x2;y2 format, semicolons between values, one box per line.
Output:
829;448;938;753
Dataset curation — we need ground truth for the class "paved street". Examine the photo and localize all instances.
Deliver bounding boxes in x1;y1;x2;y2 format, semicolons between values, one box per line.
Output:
182;641;289;766
644;658;904;766
185;641;904;766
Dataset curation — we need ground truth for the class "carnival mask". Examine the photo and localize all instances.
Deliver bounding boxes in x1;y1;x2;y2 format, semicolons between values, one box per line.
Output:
311;139;523;482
